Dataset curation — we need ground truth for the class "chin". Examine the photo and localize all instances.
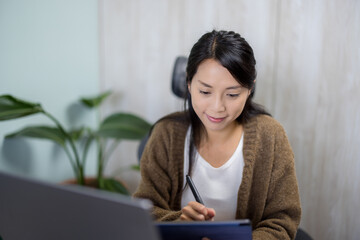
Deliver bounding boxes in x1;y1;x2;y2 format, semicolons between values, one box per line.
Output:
204;122;228;132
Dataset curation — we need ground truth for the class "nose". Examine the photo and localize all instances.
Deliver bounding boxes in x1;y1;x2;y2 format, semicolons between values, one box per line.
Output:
212;95;226;112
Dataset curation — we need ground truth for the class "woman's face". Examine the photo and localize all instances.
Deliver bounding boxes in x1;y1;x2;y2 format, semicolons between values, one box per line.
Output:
188;59;251;134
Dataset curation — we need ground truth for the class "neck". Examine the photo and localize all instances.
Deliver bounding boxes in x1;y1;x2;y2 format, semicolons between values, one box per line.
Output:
202;122;242;146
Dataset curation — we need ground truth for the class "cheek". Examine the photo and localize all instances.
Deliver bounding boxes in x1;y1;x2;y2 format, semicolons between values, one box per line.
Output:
191;94;206;112
230;98;248;116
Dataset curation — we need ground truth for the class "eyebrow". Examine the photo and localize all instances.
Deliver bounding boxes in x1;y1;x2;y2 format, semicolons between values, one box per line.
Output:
198;80;242;90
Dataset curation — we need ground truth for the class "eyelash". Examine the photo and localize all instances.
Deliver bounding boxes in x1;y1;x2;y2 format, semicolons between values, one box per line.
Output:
199;90;240;98
199;90;210;95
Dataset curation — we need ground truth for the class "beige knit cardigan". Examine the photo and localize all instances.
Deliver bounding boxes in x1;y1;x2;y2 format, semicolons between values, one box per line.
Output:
134;112;301;240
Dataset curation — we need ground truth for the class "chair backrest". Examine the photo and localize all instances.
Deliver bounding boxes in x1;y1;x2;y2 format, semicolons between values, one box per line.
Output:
171;56;188;98
295;228;313;240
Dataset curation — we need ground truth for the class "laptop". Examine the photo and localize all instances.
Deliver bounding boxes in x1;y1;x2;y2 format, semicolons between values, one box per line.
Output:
0;171;160;240
0;171;252;240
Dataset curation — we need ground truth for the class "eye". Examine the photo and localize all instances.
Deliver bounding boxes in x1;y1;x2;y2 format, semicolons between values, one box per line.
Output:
227;93;240;98
199;90;210;95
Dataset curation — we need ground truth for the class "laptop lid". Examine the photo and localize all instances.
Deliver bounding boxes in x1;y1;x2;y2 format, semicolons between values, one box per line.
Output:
0;171;161;240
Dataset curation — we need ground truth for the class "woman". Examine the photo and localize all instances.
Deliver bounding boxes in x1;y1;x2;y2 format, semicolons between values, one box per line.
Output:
134;30;301;240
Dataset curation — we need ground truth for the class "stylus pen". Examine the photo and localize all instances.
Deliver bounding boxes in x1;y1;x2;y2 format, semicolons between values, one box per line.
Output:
186;175;204;205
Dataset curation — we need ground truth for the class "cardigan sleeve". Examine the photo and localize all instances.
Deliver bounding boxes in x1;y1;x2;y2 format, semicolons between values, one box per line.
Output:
133;120;183;221
252;122;301;240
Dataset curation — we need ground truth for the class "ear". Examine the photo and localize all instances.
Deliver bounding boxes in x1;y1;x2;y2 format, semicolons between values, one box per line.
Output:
187;82;191;93
250;79;256;94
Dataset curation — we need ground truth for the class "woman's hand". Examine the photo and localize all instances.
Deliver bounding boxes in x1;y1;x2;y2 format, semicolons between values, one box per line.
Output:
180;201;216;221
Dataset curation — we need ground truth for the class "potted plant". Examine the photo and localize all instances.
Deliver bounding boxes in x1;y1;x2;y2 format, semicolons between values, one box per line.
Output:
0;92;151;195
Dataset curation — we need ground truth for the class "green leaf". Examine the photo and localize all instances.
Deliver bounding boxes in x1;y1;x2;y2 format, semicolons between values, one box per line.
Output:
68;127;86;141
5;125;67;147
80;91;112;108
97;113;151;140
130;164;140;171
0;95;43;121
101;178;130;195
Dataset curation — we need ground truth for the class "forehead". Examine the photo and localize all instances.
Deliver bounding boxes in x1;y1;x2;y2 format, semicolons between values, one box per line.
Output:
193;59;240;87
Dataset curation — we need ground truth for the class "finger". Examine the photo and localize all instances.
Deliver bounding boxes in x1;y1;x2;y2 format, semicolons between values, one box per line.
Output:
181;205;206;221
186;202;217;221
202;208;214;221
188;201;208;216
180;213;192;221
205;208;216;220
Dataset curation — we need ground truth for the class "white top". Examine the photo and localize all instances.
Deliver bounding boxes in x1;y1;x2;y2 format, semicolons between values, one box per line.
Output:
181;127;244;221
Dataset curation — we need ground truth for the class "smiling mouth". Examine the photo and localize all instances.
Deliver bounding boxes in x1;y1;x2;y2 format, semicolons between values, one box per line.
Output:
206;114;226;123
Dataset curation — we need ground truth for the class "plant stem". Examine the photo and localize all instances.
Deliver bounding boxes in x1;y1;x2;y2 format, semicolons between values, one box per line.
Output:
43;111;84;185
63;146;79;179
81;133;94;167
103;140;119;168
96;137;104;188
95;104;103;188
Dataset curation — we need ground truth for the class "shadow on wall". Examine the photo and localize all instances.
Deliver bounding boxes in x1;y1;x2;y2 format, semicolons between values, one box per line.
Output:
66;101;92;128
1;138;66;173
1;139;33;173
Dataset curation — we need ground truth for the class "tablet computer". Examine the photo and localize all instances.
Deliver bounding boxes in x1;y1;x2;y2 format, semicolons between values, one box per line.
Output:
156;219;252;240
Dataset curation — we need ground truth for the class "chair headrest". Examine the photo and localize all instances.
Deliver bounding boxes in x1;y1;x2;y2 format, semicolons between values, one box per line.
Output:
171;56;187;98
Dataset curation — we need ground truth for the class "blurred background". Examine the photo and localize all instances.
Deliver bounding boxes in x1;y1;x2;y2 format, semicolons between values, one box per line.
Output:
1;0;359;239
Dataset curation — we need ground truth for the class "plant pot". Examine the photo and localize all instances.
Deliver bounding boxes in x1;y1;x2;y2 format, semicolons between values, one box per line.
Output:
61;176;130;195
61;177;99;188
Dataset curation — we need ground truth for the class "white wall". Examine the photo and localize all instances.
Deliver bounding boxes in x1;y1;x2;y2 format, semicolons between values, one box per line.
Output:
0;0;99;182
275;1;360;239
99;0;360;239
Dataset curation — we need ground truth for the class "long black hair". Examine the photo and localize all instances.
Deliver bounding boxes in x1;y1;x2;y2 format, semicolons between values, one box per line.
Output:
185;30;270;176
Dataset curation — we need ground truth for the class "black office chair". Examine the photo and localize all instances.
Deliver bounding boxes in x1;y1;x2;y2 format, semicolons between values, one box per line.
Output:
295;228;313;240
171;56;188;98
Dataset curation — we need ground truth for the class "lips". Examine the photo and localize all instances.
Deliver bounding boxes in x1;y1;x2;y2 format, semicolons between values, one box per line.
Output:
206;114;226;123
